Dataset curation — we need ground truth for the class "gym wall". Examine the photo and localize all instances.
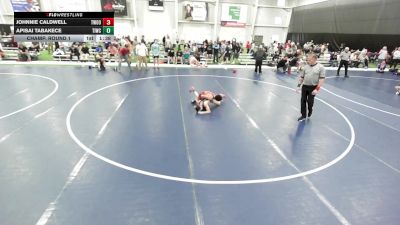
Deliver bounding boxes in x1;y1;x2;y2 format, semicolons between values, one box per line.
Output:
287;0;400;51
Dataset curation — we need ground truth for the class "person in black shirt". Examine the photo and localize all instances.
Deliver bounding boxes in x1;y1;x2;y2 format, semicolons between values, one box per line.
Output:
253;45;266;74
70;44;80;61
81;44;90;62
276;56;288;73
212;41;220;63
223;44;231;64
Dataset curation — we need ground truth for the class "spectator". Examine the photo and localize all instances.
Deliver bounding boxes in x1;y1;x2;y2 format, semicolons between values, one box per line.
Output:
176;44;184;64
223;42;231;64
246;41;251;53
253;45;266;74
167;47;175;64
212;41;220;64
151;39;160;68
118;44;131;71
358;48;369;69
378;46;388;65
18;43;31;61
81;44;90;62
69;44;80;61
190;54;207;67
136;41;148;69
183;47;191;64
390;47;400;69
107;43;118;62
276;56;288;73
52;48;65;57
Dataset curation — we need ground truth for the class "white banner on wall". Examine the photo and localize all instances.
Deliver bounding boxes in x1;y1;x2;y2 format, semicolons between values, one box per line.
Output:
220;3;247;24
52;0;87;11
149;0;163;11
183;1;208;21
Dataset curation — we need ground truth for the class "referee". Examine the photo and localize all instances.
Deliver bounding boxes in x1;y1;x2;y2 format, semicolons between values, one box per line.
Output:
337;47;351;77
297;53;326;121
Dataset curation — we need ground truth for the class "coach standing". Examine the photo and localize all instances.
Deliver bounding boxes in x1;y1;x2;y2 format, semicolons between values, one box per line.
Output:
297;53;325;121
337;47;351;77
253;45;266;74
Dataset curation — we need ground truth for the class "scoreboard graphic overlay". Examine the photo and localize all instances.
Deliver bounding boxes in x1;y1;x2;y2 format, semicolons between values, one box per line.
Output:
14;12;115;42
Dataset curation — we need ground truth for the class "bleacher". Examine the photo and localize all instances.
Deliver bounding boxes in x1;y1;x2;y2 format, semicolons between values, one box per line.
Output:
1;43;335;68
1;47;41;61
317;53;331;66
2;47;19;60
53;48;120;62
239;53;274;66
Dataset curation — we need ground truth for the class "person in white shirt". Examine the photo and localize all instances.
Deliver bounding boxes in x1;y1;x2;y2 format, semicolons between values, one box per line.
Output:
136;41;148;69
390;47;400;70
358;48;369;69
378;46;388;64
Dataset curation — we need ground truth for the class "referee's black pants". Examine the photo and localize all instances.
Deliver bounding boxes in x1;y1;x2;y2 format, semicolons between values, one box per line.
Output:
255;60;262;73
337;60;349;76
301;85;317;117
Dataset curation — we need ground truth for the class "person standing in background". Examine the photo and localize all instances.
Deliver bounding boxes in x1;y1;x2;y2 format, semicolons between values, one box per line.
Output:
253;45;266;74
136;41;148;69
151;39;160;68
213;41;220;64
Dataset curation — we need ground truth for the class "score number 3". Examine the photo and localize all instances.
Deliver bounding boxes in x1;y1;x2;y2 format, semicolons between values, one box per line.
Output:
103;18;114;26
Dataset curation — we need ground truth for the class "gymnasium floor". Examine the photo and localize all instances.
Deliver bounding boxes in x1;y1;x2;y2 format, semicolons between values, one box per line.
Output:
0;64;399;225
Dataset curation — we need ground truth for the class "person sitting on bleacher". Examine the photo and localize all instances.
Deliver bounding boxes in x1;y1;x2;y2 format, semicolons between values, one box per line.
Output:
69;44;80;61
81;44;90;62
190;51;207;67
276;56;288;73
349;50;360;68
376;59;387;73
53;48;65;57
18;43;31;61
95;45;103;54
358;48;369;69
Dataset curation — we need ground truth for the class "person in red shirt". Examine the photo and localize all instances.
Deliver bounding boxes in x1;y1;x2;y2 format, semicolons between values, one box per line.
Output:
117;44;131;72
189;86;224;114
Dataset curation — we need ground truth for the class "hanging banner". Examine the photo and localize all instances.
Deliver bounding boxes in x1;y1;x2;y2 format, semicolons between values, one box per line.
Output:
101;0;127;16
149;0;164;11
183;2;208;21
10;0;41;12
220;21;246;27
220;3;247;25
